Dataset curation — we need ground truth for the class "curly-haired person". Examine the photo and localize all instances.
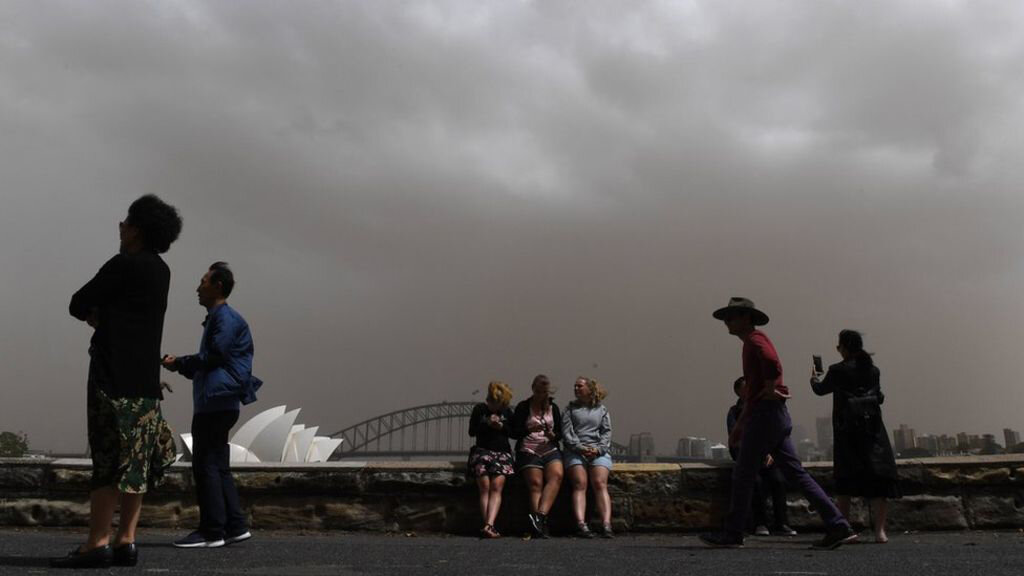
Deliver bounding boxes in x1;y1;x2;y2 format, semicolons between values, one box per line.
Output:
53;195;182;569
467;381;515;538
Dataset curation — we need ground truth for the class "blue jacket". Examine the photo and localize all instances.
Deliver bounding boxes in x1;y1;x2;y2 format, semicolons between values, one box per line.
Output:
174;303;262;413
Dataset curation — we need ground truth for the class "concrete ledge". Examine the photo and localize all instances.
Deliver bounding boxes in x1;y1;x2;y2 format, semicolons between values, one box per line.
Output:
2;456;1023;534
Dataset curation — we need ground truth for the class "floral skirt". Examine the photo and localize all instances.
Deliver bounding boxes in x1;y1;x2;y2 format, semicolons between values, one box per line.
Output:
88;386;177;494
467;447;515;478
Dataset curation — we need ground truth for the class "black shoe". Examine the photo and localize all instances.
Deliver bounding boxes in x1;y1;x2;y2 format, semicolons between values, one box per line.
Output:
50;544;113;569
772;524;797;536
528;513;543;537
597;524;615;539
573;523;595;539
699;531;744;548
812;525;858;550
173;530;226;548
112;542;138;567
528;513;549;539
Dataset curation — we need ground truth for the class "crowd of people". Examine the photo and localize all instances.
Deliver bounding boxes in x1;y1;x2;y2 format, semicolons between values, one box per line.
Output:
465;300;899;550
52;195;900;568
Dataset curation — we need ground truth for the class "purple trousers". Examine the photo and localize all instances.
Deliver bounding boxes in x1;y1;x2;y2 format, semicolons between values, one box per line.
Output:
725;402;849;535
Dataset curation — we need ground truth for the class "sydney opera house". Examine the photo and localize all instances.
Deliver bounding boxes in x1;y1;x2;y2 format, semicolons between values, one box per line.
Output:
179;406;344;463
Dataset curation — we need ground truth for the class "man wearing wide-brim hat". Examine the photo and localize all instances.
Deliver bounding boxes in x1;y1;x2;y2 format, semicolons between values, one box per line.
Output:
700;297;857;550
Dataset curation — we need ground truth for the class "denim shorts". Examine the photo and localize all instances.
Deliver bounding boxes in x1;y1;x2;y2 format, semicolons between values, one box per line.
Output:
516;449;563;470
563;449;613;470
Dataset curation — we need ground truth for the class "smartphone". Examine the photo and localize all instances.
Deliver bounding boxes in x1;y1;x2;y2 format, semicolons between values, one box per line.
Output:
812;355;823;374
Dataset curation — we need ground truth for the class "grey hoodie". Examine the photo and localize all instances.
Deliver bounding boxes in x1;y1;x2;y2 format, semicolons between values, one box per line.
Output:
562;402;612;454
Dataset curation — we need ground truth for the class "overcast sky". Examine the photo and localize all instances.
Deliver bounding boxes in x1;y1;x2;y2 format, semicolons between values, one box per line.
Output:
2;1;1023;454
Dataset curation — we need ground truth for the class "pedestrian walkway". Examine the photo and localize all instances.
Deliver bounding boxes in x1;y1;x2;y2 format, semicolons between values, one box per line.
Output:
3;528;1022;575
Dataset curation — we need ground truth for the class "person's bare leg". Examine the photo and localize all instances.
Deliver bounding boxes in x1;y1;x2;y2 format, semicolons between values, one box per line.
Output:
476;476;491;526
485;476;506;528
567;465;588;525
538;460;563;515
523;468;544;514
836;495;852;522
113;492;144;546
84;486;118;550
870;498;889;543
589;466;612;526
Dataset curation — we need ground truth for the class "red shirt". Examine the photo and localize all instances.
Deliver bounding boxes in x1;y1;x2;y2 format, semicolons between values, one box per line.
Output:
730;330;790;445
741;330;789;408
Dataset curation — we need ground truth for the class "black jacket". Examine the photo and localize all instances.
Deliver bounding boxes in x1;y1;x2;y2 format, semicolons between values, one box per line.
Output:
468;403;514;453
509;398;562;453
70;252;170;399
812;358;897;480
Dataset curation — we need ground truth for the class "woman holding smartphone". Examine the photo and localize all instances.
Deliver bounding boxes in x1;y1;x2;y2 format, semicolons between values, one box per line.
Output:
467;381;515;538
811;329;899;543
562;377;614;538
510;374;563;539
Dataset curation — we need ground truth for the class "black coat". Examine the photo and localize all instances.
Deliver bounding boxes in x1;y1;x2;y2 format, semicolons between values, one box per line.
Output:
812;358;897;481
468;403;514;453
70;252;170;399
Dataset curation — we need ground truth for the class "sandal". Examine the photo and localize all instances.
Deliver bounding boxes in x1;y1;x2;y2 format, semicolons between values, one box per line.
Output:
482;524;501;539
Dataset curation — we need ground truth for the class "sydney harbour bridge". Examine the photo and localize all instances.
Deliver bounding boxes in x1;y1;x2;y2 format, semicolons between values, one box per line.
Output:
328;402;628;460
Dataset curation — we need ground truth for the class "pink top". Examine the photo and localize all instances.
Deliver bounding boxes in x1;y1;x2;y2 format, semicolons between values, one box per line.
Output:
520;405;557;457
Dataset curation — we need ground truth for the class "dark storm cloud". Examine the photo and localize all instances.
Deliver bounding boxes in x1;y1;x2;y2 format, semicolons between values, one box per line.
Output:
2;1;1022;453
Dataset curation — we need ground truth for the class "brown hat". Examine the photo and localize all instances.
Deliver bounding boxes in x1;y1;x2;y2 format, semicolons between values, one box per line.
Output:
712;297;769;326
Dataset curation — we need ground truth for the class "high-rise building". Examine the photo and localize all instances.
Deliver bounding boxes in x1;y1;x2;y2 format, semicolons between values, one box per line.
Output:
1004;429;1020;451
938;435;958;455
816;416;833;458
968;435;983;451
893;424;916;454
676;437;711;459
981;434;1001;454
956;432;970;452
710;443;730;461
629;432;656;462
916;434;940;455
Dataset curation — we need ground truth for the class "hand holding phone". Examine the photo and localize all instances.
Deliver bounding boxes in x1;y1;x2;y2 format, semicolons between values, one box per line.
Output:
812;354;823;375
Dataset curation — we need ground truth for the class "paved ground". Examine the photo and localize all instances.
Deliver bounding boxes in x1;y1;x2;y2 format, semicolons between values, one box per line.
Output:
2;528;1023;575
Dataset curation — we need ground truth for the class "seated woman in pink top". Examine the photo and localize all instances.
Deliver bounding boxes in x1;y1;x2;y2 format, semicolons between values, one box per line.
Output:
510;374;563;539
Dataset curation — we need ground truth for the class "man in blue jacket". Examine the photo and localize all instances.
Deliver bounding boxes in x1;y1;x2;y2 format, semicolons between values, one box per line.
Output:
162;261;262;548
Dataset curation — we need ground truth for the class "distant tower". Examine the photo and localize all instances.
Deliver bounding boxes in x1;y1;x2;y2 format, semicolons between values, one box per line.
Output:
1004;428;1020;451
629;432;656;462
816;416;833;459
676;436;711;459
893;424;916;454
915;434;939;455
710;443;729;461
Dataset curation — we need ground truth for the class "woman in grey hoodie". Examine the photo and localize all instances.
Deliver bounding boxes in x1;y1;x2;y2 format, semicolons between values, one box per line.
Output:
562;377;614;538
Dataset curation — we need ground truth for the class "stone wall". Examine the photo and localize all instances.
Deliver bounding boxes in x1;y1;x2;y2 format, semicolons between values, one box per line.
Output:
2;455;1023;534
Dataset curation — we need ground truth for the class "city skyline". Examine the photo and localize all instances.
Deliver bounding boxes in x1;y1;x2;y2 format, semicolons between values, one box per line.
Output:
660;416;1023;460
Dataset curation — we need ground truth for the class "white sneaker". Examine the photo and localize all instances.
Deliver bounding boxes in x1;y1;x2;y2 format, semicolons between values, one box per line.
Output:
754;525;770;536
225;531;252;545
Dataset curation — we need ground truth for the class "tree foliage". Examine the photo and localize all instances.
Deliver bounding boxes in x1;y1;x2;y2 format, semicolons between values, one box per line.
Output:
0;431;29;457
